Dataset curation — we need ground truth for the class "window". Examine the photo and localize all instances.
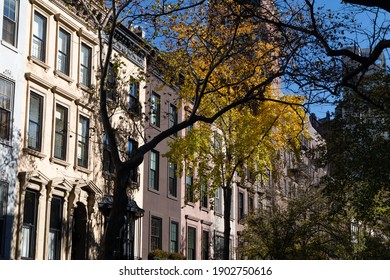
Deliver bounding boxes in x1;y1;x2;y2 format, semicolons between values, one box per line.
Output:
187;226;196;260
77;115;89;168
201;230;209;260
0;77;13;141
80;43;92;87
214;235;224;260
48;196;63;260
129;81;140;115
57;28;70;75
214;187;222;214
54;104;68;160
169;104;178;131
149;150;159;191
2;0;18;46
201;183;208;208
238;192;245;221
168;162;177;197
0;182;8;257
127;139;138;183
103;134;114;174
150;216;162;251
21;190;38;259
150;92;160;127
28;92;43;151
248;195;254;213
170;221;178;253
32;11;46;61
185;170;194;203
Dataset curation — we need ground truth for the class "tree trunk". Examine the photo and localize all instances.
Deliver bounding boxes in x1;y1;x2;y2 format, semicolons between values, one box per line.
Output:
99;169;128;259
223;186;232;260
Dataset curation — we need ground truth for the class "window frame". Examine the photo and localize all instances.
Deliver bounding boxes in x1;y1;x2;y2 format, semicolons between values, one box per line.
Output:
0;181;8;257
48;196;63;260
187;226;196;260
150;216;162;251
201;183;208;209
80;43;92;87
170;221;179;253
169;103;178;132
238;192;245;221
168;162;177;198
2;0;19;47
150;92;160;127
201;230;210;260
185;169;194;203
54;103;68;161
57;27;71;75
32;10;47;62
129;81;140;115
149;150;159;191
21;189;38;259
77;115;89;168
28;92;43;151
0;76;14;142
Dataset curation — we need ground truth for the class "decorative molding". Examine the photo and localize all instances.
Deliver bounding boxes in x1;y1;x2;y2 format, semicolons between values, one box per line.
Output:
22;147;47;159
185;214;200;222
30;0;57;15
76;28;98;45
50;157;71;168
27;56;50;72
25;72;54;89
53;70;74;85
51;86;77;101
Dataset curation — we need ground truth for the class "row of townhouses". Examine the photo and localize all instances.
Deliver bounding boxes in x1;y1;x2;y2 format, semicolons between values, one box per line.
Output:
0;0;326;260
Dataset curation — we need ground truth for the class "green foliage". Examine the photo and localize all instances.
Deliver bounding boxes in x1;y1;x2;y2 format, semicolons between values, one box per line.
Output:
239;188;355;260
147;250;186;260
147;249;169;260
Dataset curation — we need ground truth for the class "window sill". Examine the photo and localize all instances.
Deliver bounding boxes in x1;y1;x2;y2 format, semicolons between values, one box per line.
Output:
23;148;46;159
77;83;95;93
148;187;160;195
50;157;71;168
201;206;209;213
1;40;18;53
75;165;92;174
28;56;50;72
103;171;116;179
167;194;178;201
185;201;195;207
54;70;74;85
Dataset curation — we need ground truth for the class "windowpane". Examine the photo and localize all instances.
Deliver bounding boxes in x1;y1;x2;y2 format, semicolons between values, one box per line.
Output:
201;184;208;208
0;78;13;141
103;134;114;173
170;222;178;253
0;182;8;257
32;12;46;61
150;93;160;127
150;150;159;190
77;116;89;168
201;230;209;260
80;44;91;86
129;82;140;115
58;28;70;75
169;104;177;129
150;217;162;250
2;0;18;46
168;162;177;197
187;226;196;260
186;170;194;203
48;196;63;260
54;104;68;160
22;190;38;259
28;93;43;151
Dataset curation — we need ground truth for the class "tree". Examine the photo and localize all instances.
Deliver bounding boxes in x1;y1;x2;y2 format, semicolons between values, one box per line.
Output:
319;71;390;258
239;187;355;259
235;0;390;112
165;87;305;260
65;0;305;259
